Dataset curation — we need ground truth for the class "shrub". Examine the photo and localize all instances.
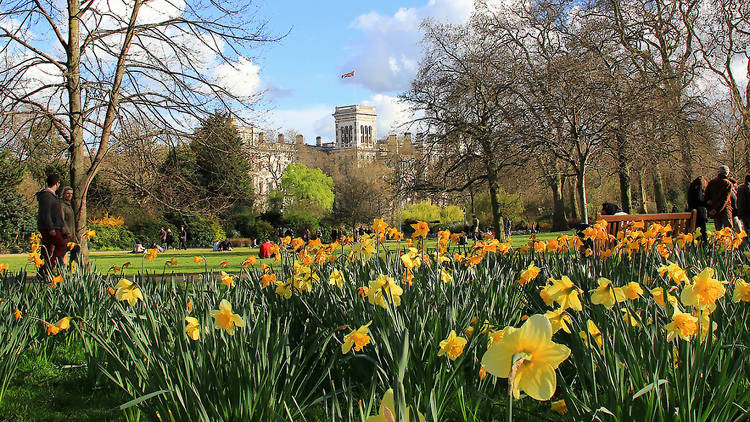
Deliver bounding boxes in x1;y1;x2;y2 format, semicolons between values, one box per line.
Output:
250;219;275;241
400;200;465;225
87;224;136;251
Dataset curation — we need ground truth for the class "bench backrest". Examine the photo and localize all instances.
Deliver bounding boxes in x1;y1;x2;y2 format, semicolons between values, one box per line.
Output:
596;210;697;238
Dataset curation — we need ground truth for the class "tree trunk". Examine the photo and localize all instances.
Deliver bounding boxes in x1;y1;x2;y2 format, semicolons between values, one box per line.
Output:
550;173;568;231
485;160;506;241
569;177;579;220
67;0;89;265
743;112;750;173
617;136;632;213
577;170;588;224
653;167;667;213
638;169;648;213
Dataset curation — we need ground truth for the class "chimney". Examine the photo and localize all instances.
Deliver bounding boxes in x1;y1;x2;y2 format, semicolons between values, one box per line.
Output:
278;133;284;143
404;132;412;143
387;134;397;143
316;136;322;147
259;132;265;142
296;134;304;144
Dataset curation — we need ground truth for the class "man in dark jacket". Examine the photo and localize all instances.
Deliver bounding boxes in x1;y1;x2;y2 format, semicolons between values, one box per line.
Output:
737;174;750;231
705;165;735;230
59;187;80;265
37;174;66;273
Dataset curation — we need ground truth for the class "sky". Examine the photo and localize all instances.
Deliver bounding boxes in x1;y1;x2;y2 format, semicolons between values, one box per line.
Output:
245;0;475;142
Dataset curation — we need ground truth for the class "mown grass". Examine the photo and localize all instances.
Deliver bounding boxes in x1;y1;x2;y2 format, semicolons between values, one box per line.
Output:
1;231;571;276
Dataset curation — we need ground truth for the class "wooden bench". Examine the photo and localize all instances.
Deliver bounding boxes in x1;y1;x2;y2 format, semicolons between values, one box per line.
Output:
596;210;697;238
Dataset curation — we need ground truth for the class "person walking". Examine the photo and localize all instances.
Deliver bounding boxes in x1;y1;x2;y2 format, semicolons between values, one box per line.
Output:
59;187;80;265
705;165;735;230
687;176;709;243
165;229;174;250
472;215;480;241
159;227;167;250
36;174;66;275
179;226;187;250
737;174;750;232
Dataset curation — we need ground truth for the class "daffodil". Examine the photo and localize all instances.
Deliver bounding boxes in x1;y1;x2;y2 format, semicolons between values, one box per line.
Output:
0;263;8;272
260;273;276;288
438;330;467;361
589;278;625;309
342;321;372;354
209;300;245;335
193;256;203;263
220;271;234;288
545;307;572;334
51;275;63;288
366;274;403;308
546;276;583;311
185;317;200;340
518;263;540;285
144;248;158;262
440;268;452;283
622;282;643;300
579;320;603;349
365;389;425;422
275;280;292;299
732;278;750;302
46;317;72;336
551;399;567;415
481;315;571;400
411;221;429;238
681;268;727;308
114;279;143;306
13;309;22;320
657;261;689;284
329;269;344;289
665;307;698;342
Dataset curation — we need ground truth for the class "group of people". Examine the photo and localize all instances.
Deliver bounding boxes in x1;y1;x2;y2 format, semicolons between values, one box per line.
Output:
35;173;79;274
688;165;750;242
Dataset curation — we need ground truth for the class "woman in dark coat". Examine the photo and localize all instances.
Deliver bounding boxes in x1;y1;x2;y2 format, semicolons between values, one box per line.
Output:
687;176;709;243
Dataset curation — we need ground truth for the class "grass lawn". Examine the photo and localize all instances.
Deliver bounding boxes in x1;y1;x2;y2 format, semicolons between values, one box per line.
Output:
0;230;573;276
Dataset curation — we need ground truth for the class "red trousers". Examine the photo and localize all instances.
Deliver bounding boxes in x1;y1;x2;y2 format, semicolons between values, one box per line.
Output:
40;229;67;270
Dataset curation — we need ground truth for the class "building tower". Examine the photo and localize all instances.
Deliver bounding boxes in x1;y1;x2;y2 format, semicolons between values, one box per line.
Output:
332;105;377;149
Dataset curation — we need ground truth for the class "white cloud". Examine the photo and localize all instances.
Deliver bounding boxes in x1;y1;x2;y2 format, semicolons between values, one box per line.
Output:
342;0;474;93
362;94;412;135
214;56;262;97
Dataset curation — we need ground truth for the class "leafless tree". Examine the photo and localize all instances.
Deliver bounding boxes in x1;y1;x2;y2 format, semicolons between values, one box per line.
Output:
0;0;279;259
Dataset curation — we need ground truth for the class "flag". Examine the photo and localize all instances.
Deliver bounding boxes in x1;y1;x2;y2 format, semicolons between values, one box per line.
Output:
341;71;354;78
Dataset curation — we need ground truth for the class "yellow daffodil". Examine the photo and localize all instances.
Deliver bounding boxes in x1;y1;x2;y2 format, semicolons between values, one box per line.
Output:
545;307;572;334
342;321;372;354
220;271;234;288
546;276;583;311
365;389;425;422
518;263;540;285
579;320;603;349
13;309;22;320
0;263;8;272
114;279;143;306
242;256;257;268
46;316;72;336
275;281;292;299
681;268;726;308
657;261;689;285
551;399;567;415
193;256;203;263
589;278;625;309
209;300;245;335
481;315;571;400
411;221;429;238
144;248;158;262
366;274;403;308
622;282;643;300
219;261;229;268
732;278;750;302
260;273;276;288
84;229;96;238
440;268;452;283
621;309;640;327
438;330;467;361
665;307;698;342
168;258;178;266
329;269;344;289
185;317;200;341
51;275;63;288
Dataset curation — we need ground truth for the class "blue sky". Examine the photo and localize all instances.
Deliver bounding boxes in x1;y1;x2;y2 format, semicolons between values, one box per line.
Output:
250;0;474;141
